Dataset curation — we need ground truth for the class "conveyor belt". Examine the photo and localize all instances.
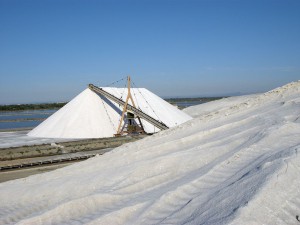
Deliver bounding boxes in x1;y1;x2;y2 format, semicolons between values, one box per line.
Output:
88;84;169;131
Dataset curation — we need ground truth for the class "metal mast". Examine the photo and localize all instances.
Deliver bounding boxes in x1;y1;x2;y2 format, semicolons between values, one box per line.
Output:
115;76;145;136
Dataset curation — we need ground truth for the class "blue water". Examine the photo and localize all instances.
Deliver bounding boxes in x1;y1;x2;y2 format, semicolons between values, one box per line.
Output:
0;121;42;129
175;101;206;108
0;110;56;120
0;110;57;130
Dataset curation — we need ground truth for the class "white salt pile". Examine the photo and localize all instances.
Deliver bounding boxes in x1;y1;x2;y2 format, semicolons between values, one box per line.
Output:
183;94;260;118
0;81;300;224
28;87;192;138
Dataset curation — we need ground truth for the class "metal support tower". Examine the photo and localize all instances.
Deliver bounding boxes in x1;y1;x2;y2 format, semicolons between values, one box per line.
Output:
88;76;169;136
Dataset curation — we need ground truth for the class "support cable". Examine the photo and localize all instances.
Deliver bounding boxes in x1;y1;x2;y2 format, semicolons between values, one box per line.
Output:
120;78;127;100
103;76;127;88
132;81;162;123
101;76;128;131
99;95;116;132
118;78;127;128
131;87;143;127
132;88;141;109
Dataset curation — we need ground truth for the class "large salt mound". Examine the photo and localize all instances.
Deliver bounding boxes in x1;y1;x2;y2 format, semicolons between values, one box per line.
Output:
28;87;192;138
1;81;300;224
183;94;259;118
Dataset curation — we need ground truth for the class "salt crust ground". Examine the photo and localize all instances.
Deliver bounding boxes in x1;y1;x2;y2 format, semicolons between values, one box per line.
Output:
0;131;74;148
28;87;192;138
0;81;300;225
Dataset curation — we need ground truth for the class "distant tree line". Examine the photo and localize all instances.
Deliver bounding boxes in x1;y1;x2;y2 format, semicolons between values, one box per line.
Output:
0;103;67;111
0;97;225;111
165;97;225;103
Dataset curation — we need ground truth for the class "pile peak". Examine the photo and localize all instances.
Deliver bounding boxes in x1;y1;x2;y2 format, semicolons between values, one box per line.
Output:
28;87;192;139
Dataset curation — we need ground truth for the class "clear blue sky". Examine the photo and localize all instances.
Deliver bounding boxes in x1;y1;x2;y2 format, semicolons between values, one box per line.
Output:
0;0;299;104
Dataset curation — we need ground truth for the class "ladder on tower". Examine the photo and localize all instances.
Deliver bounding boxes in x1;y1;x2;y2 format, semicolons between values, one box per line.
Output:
88;84;169;132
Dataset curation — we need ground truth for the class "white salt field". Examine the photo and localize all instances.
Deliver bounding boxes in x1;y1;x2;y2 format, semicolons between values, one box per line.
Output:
1;0;298;223
0;131;74;148
0;81;299;224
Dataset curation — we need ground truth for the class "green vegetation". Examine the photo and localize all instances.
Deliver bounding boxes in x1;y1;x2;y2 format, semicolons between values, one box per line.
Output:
0;103;67;111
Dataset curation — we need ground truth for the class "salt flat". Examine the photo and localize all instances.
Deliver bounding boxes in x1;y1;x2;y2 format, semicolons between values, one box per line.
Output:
0;81;299;225
0;131;74;148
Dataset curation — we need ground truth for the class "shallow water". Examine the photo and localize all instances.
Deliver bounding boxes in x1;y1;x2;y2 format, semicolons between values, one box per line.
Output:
175;100;206;108
0;110;57;130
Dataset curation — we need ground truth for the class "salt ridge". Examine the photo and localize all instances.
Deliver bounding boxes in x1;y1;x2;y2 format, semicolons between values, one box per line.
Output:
0;81;299;224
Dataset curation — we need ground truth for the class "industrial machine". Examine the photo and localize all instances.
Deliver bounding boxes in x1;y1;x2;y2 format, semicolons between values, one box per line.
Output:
88;76;168;136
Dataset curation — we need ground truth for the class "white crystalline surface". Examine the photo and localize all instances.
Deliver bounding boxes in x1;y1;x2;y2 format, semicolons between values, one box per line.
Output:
1;81;300;225
0;131;74;148
28;87;192;138
183;94;260;118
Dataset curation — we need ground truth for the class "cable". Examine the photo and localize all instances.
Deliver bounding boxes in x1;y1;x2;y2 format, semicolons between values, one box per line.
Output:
104;76;127;87
132;87;140;109
120;78;127;100
99;95;116;132
132;80;162;122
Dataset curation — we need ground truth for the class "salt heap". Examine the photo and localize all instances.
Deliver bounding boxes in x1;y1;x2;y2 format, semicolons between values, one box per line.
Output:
1;81;300;224
28;87;192;138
